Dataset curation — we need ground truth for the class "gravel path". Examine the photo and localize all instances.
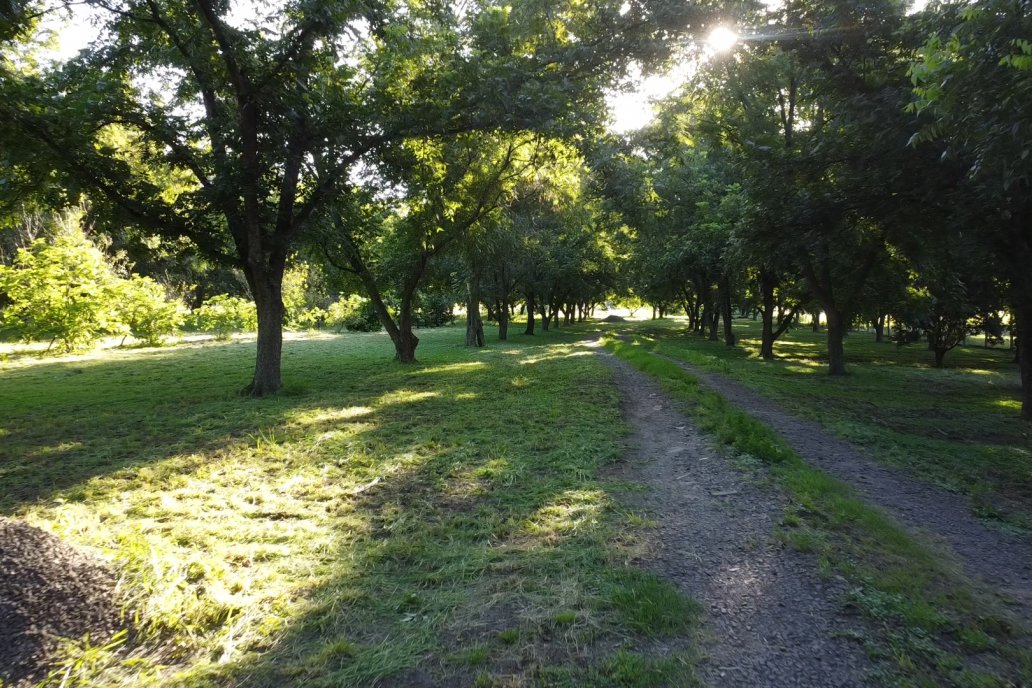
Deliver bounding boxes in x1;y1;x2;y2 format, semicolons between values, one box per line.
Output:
657;353;1032;619
599;352;876;687
0;517;123;687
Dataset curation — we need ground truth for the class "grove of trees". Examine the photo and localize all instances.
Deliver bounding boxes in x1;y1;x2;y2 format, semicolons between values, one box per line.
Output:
1;0;1030;420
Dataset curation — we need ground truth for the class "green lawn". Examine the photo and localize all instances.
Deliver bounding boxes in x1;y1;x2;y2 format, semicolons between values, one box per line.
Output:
0;326;697;688
630;318;1032;531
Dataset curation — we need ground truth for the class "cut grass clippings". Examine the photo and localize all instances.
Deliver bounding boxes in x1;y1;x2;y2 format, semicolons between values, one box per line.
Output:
604;336;1031;688
0;327;700;688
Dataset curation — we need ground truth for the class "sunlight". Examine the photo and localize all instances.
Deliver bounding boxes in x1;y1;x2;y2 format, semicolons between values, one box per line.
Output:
707;26;739;54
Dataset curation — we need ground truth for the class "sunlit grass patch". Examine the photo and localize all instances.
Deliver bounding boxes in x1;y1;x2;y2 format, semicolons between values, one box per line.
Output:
1;325;701;686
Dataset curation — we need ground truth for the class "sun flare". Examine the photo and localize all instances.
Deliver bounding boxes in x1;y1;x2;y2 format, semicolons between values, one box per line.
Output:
707;26;738;53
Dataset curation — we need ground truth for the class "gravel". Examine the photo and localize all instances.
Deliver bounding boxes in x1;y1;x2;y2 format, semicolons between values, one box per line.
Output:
659;354;1032;620
0;517;123;687
600;352;876;687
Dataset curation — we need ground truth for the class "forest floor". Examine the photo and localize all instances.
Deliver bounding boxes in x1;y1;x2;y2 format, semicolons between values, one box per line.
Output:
0;319;1030;687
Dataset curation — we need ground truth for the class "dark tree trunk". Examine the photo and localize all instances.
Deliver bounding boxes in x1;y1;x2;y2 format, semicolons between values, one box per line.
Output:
760;278;775;360
934;347;947;369
826;309;847;375
1015;304;1031;420
498;299;509;341
708;305;719;341
540;303;550;331
874;314;885;343
811;309;821;332
525;294;536;335
720;277;736;347
465;272;485;347
245;262;286;396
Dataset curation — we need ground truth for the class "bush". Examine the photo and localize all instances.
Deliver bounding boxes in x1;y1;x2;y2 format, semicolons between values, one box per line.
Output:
413;292;455;328
112;276;184;346
326;295;382;332
190;295;258;340
0;230;120;351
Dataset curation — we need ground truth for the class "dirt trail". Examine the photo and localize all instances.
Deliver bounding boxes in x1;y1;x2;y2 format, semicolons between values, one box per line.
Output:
599;352;876;687
657;353;1032;619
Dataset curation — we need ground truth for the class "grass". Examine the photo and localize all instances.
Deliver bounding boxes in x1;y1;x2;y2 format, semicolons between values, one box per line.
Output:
628;318;1032;531
0;326;699;687
604;336;1031;688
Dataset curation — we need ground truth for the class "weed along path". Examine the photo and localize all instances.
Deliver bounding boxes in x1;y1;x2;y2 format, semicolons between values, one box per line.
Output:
598;351;875;687
657;352;1032;619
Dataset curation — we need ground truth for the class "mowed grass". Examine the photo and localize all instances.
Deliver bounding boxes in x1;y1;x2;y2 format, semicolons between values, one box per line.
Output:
631;318;1032;530
0;326;699;688
605;337;1032;688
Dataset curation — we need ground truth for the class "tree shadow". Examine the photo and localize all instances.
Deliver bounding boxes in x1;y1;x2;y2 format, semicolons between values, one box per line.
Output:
3;330;694;686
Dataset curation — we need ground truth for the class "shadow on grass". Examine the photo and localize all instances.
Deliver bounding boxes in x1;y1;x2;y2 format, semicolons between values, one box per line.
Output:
4;326;700;687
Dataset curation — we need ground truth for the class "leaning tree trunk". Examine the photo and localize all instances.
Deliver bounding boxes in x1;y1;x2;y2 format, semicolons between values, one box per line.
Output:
934;347;947;369
245;262;286;396
825;309;848;376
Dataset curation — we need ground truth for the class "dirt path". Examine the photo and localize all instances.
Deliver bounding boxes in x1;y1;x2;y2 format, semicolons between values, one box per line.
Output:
656;353;1032;619
599;352;876;687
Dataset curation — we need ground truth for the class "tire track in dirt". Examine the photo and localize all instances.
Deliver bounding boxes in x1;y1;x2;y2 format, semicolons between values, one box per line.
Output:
599;351;876;687
657;352;1032;620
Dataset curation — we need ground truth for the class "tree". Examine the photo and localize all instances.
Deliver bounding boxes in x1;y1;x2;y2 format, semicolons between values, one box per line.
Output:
1;0;701;393
910;0;1032;418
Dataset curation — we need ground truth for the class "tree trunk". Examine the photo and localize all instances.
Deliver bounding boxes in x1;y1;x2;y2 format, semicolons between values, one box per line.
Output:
1015;304;1031;420
720;277;736;347
393;291;420;362
811;309;821;332
707;304;719;341
874;314;885;343
760;278;775;360
465;272;485;347
826;309;847;375
246;265;285;396
934;347;947;369
498;299;509;341
524;294;536;335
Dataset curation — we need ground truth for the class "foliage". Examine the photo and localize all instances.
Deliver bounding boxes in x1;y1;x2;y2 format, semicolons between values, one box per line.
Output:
282;262;329;331
0;221;120;351
189;295;257;341
111;276;185;346
325;295;382;333
413;292;456;328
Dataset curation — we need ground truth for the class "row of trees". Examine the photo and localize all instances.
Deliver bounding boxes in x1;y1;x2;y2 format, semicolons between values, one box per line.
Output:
0;0;699;393
1;0;1029;419
602;0;1030;418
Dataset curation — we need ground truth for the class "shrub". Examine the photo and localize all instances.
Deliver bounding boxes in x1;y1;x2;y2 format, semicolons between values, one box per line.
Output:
413;292;455;328
190;295;258;340
326;295;382;332
111;276;184;346
0;230;120;351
